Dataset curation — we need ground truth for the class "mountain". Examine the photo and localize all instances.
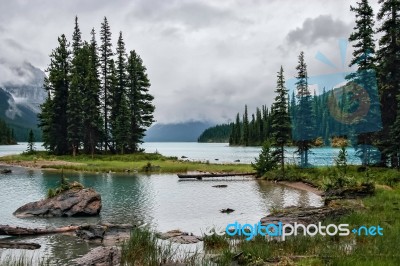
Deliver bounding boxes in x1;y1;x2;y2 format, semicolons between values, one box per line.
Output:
0;61;46;141
144;121;214;142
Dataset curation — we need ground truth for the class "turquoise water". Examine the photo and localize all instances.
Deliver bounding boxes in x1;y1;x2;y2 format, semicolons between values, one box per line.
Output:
142;142;361;165
0;142;332;264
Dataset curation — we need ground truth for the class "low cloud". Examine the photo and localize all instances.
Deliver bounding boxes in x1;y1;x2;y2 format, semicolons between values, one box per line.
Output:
286;15;352;46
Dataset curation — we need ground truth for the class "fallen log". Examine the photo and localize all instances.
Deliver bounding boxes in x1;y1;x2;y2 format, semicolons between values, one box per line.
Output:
177;172;256;179
0;225;80;236
0;241;41;250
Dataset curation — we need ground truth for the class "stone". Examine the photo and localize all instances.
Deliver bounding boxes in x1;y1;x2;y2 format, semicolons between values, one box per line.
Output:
13;188;101;218
157;230;202;244
74;246;121;266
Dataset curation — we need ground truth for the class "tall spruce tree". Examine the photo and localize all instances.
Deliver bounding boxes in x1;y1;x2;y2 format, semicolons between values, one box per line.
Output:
39;34;70;155
294;52;314;167
99;17;113;152
67;17;85;156
242;105;249;146
377;0;400;167
347;0;377;165
83;29;103;156
271;66;291;174
126;50;155;152
112;32;130;154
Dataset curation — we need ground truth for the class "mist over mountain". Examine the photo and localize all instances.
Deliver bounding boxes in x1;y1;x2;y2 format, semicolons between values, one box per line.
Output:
144;121;214;142
0;60;45;141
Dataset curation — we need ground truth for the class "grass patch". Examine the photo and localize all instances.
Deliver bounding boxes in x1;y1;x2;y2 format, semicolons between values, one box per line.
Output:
213;185;400;265
0;151;253;174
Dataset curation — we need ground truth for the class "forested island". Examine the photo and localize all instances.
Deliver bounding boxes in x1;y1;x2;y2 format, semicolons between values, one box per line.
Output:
0;119;17;145
39;17;154;156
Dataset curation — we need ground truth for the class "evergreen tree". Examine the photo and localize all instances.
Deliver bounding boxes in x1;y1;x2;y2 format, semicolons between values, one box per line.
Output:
377;0;400;167
271;66;291;174
39;34;70;155
99;17;113;152
126;50;155;152
83;29;103;157
242;105;249;145
26;129;36;154
294;51;315;167
347;0;377;165
111;32;130;153
67;17;85;156
252;141;277;176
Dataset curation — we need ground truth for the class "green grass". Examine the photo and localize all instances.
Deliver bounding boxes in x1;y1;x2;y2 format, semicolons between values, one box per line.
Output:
0;151;253;174
212;180;400;265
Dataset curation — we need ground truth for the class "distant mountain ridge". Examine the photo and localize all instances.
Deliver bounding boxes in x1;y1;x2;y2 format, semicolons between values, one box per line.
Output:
144;121;214;142
0;61;45;141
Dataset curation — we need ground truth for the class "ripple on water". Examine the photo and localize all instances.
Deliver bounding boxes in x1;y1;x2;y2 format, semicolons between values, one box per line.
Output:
0;167;323;264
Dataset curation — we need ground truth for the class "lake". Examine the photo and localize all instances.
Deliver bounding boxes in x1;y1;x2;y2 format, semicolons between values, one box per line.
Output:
0;142;344;264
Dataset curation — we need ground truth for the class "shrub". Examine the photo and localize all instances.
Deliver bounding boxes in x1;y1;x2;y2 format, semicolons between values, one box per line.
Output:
252;141;277;177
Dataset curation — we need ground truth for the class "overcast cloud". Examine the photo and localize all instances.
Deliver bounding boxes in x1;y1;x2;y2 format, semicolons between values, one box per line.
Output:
0;0;381;123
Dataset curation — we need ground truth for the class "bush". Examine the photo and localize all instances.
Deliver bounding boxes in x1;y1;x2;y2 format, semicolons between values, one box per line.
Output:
251;141;277;177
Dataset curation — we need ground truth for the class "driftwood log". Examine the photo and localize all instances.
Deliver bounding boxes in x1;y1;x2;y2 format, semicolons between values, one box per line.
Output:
0;241;41;250
0;225;81;236
178;172;256;179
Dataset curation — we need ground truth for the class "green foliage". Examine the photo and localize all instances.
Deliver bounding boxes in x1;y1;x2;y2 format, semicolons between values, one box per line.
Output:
46;173;84;198
25;129;36;154
121;227;175;266
335;146;348;174
202;231;230;250
198;123;232;143
251;141;277;176
0;118;17;145
271;66;291;174
39;17;154;156
322;174;357;191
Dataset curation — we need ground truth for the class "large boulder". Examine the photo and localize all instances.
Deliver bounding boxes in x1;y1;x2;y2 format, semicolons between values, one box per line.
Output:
13;188;101;218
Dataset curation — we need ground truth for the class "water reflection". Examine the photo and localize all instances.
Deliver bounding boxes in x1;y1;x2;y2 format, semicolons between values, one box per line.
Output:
0;168;323;264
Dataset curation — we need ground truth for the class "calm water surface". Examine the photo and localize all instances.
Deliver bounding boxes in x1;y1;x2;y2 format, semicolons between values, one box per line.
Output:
0;142;326;264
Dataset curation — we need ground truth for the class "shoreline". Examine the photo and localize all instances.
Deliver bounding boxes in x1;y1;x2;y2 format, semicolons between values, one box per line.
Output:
277;181;323;196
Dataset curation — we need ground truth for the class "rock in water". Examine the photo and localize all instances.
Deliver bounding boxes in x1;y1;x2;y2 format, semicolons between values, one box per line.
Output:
13;188;101;218
74;246;121;266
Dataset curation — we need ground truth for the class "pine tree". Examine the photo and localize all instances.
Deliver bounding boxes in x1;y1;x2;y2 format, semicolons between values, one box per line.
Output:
111;32;130;153
242;105;249;146
26;129;36;154
67;17;85;156
252;141;277;176
83;29;103;157
347;0;377;165
294;52;315;167
39;34;70;155
126;50;155;152
99;17;113;152
271;66;291;174
377;0;400;167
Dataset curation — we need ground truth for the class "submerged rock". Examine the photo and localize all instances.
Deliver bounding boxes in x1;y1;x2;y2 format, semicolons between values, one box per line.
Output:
212;185;228;188
74;246;121;266
13;188;101;218
220;208;235;213
0;169;12;174
158;230;202;244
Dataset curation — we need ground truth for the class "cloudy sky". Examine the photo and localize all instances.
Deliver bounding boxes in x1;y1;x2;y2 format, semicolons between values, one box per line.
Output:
0;0;381;124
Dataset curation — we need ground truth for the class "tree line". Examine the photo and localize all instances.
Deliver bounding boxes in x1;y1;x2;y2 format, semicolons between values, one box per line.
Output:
0;119;16;145
39;17;155;156
201;0;400;168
